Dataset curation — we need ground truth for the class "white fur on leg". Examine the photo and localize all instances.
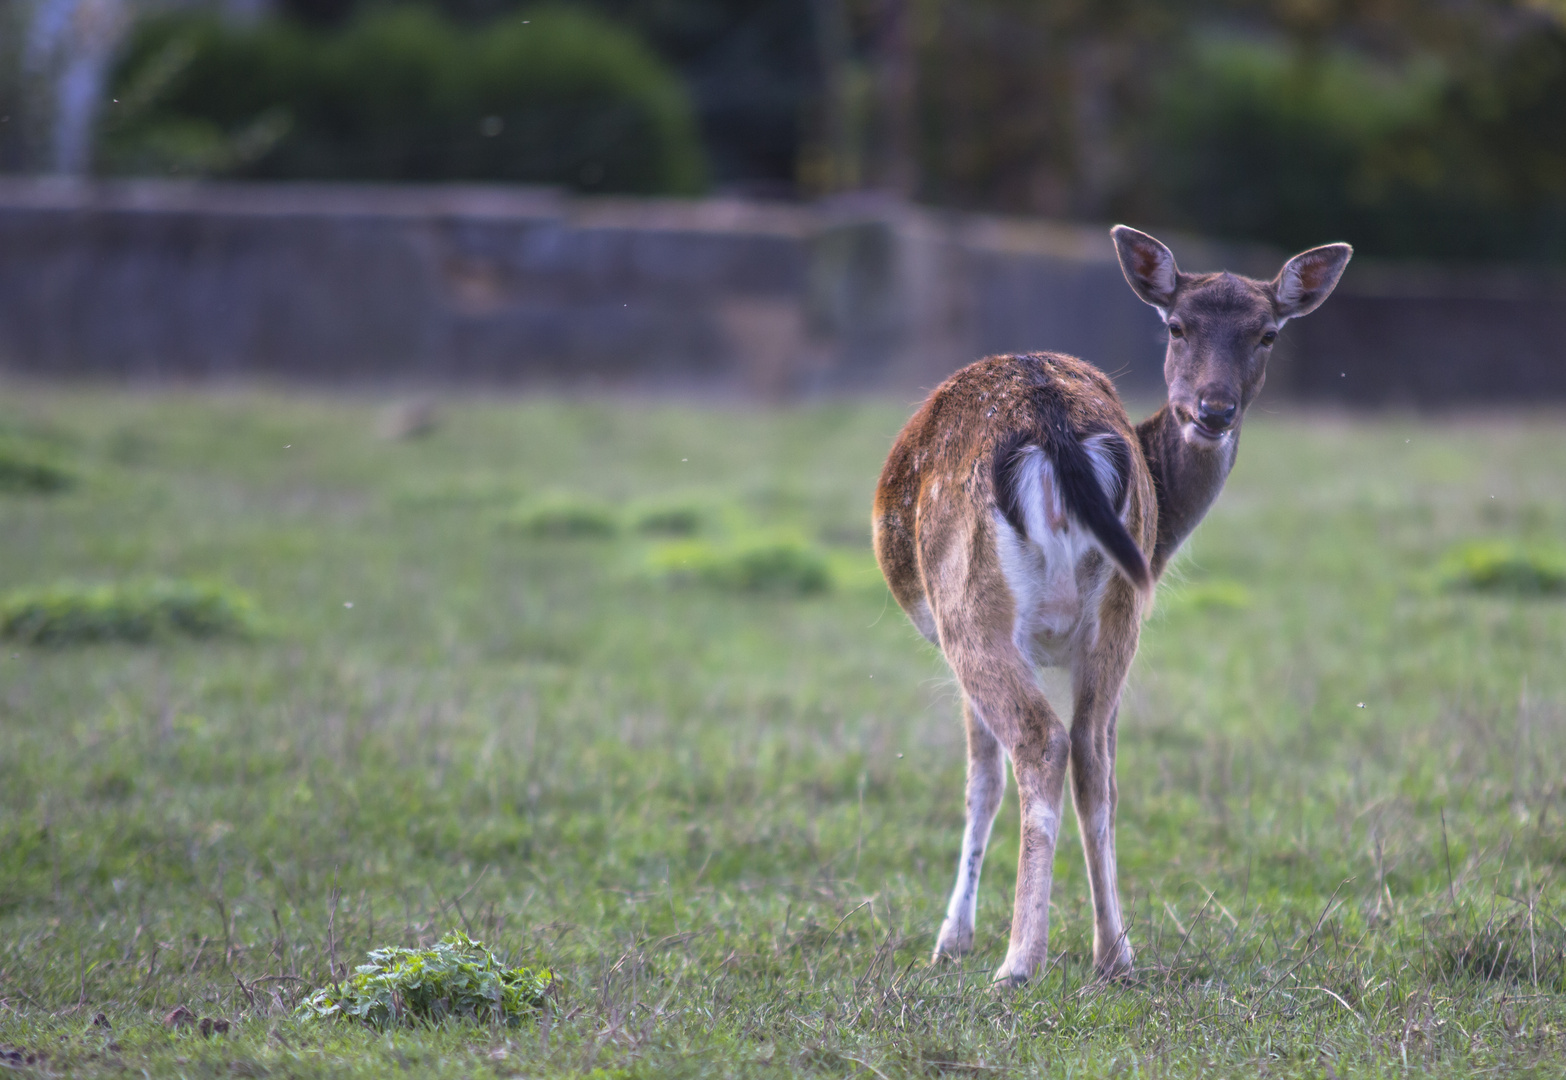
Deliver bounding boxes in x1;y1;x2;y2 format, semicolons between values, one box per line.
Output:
933;839;986;958
933;751;1004;960
1080;802;1133;977
991;799;1064;985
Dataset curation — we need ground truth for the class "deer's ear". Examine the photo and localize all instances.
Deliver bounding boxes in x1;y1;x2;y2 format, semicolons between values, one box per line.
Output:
1111;225;1179;311
1273;243;1352;322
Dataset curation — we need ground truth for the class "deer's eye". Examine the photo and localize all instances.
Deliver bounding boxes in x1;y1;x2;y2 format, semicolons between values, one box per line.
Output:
1168;322;1184;339
1260;330;1277;347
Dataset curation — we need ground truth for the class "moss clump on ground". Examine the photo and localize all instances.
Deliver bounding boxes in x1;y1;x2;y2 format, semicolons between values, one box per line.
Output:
1164;579;1253;613
632;500;706;537
0;438;76;493
504;495;620;539
297;932;553;1030
1441;541;1566;595
0;579;258;646
652;537;833;595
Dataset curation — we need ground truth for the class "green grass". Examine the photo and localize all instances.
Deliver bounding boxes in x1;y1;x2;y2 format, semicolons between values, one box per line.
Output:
1;390;1565;1077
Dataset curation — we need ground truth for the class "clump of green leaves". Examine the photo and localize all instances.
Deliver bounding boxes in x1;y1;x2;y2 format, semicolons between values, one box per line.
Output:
1441;541;1566;596
504;495;620;539
652;538;832;595
297;932;553;1030
0;438;76;493
0;579;259;646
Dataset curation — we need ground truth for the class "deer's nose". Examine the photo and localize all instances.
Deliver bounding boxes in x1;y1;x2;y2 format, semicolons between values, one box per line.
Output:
1196;395;1237;431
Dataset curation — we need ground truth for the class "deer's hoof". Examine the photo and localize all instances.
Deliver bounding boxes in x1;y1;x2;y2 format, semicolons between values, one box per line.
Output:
931;919;973;961
990;966;1031;989
1094;944;1135;981
990;951;1039;987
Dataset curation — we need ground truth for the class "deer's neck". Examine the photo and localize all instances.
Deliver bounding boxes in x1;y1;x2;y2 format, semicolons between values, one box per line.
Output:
1136;404;1239;579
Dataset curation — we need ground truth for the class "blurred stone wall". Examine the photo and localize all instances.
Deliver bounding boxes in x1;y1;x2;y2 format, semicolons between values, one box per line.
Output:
1;178;1563;404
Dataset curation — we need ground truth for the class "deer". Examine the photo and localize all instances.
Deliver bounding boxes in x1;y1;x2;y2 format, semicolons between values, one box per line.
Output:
872;226;1352;985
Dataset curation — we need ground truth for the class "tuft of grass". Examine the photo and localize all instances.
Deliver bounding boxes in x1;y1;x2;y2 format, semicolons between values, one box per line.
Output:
0;579;259;646
1441;540;1566;595
0;438;76;493
651;537;833;594
1163;578;1253;613
631;500;706;537
503;494;620;538
297;931;552;1031
1436;909;1566;990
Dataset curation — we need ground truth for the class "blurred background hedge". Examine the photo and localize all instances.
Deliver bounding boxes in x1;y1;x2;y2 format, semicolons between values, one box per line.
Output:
100;5;706;193
8;0;1566;261
1137;27;1566;263
913;0;1566;265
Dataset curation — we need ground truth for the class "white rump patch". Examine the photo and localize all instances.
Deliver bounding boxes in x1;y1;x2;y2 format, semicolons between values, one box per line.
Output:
1080;433;1124;510
1005;446;1067;538
993;436;1127;668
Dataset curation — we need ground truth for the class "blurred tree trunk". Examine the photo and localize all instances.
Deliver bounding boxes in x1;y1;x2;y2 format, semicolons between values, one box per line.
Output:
916;0;1074;214
16;0;131;175
913;0;1181;218
805;0;916;197
0;0;25;170
806;0;856;192
868;0;914;196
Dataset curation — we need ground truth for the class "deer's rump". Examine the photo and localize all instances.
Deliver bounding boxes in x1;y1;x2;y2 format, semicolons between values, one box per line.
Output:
872;352;1156;637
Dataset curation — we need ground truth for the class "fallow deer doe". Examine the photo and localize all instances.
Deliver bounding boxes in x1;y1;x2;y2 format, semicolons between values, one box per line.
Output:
872;226;1352;984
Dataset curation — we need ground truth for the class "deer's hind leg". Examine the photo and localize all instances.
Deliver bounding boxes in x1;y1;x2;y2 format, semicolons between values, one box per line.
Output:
932;697;1006;961
1069;583;1142;977
935;622;1072;985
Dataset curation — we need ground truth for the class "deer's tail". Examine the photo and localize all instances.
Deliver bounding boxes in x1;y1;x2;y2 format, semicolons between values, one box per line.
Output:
993;425;1152;593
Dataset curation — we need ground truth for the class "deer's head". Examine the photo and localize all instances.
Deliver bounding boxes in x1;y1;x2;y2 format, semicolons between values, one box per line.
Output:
1112;226;1352;449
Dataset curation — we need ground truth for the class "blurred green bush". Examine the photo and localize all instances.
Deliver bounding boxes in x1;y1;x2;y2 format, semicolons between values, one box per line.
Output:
0;579;259;646
99;5;705;193
1161;578;1253;615
916;2;1566;263
503;493;620;538
631;499;707;537
1441;540;1566;596
651;537;832;595
1140;31;1566;262
0;437;76;493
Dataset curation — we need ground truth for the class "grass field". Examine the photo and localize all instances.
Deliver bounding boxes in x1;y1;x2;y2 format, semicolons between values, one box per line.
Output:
1;388;1565;1078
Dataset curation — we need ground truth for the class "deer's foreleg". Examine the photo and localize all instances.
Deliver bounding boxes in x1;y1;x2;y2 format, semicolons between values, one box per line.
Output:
1070;589;1141;977
933;697;1006;961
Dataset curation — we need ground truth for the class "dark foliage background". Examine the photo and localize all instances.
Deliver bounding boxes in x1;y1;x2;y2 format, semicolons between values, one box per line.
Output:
75;0;1566;262
913;0;1566;263
271;0;815;191
101;6;705;192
